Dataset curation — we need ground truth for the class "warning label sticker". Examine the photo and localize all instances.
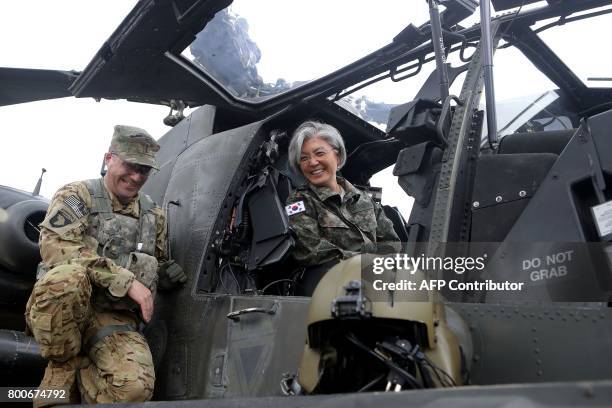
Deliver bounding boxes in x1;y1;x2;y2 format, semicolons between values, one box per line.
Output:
592;200;612;238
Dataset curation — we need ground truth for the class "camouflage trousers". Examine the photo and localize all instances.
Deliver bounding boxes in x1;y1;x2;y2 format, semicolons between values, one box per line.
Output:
25;264;155;404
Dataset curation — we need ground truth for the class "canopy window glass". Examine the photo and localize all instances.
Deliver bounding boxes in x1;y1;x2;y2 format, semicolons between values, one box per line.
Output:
536;5;612;87
180;0;429;101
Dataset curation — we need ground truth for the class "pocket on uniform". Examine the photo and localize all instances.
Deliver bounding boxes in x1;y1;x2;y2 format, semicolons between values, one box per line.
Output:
126;252;159;293
349;201;374;213
348;205;377;234
33;312;53;331
317;212;350;229
29;311;65;357
91;331;147;388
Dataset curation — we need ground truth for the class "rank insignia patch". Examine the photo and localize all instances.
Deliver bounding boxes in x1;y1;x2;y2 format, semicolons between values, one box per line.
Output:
64;195;87;218
285;201;306;216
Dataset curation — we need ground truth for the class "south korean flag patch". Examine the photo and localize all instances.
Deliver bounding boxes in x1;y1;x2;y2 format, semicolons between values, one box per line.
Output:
285;201;306;216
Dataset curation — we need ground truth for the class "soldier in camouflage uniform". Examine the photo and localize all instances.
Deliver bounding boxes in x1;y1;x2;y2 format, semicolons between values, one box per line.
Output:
285;121;400;267
25;125;187;406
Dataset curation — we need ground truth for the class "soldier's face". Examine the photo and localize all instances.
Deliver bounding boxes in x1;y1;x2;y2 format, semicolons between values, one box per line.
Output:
104;153;149;203
299;137;340;189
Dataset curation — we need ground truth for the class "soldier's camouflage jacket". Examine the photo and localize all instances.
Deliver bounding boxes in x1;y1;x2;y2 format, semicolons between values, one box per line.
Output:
39;178;168;301
286;177;400;267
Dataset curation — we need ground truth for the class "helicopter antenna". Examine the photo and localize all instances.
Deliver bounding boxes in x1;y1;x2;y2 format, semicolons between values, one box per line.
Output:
427;0;450;101
480;0;499;147
32;168;46;196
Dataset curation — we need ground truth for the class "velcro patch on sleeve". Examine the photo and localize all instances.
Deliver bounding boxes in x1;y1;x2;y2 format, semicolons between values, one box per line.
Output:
285;201;306;216
64;195;87;218
49;209;76;228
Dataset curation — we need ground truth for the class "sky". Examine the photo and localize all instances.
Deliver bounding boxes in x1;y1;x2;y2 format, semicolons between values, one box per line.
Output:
1;1;611;218
0;1;169;198
0;0;424;217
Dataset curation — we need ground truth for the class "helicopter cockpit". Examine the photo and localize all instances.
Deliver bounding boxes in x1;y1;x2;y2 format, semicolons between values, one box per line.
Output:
2;0;612;403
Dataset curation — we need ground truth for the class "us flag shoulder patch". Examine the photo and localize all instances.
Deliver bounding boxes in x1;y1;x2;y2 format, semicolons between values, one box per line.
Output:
285;201;306;216
64;195;88;218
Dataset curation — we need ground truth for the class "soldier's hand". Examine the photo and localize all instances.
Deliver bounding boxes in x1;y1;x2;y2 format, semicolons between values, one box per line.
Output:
158;260;187;290
127;280;154;323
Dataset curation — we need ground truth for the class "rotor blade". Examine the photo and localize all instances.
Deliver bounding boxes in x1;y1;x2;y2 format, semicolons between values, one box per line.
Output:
0;67;80;106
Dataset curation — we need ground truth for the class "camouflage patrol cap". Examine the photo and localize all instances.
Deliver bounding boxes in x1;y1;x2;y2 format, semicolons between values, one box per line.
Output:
110;125;160;170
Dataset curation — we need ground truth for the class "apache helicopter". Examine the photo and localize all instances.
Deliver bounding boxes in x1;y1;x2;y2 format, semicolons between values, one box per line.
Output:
2;0;612;406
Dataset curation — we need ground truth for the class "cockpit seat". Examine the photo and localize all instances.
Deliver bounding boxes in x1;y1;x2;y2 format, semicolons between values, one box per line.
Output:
471;128;576;242
497;129;575;155
242;167;294;271
470;153;558;242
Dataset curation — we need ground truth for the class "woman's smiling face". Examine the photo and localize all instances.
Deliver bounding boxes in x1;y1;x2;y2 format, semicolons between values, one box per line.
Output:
299;136;340;190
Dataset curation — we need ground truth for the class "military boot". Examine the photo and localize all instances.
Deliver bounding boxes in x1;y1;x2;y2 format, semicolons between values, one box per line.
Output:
32;357;80;408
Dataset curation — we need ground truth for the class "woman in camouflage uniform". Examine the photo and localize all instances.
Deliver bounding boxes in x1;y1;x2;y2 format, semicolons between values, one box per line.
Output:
285;121;400;268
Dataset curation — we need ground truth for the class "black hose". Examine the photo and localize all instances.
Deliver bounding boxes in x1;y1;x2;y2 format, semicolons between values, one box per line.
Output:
357;374;386;392
345;333;422;389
